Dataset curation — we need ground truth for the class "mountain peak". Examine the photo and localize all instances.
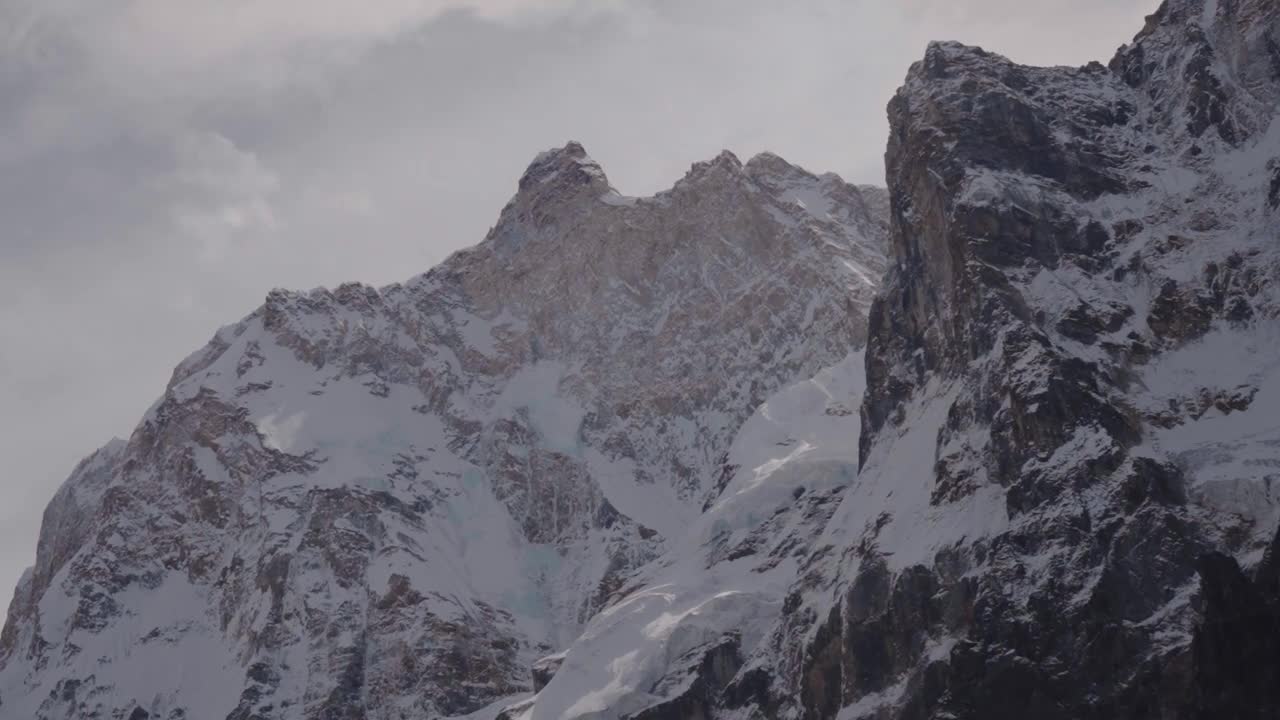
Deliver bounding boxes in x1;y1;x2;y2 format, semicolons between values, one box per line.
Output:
678;149;744;185
517;140;610;196
484;141;616;255
743;151;822;186
0;120;892;720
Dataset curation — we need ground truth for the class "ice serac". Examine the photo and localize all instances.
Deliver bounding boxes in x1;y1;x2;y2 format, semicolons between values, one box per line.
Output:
0;143;888;719
734;1;1280;718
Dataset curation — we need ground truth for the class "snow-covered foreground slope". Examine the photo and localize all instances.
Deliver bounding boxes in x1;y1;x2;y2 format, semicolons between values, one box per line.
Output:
0;145;886;719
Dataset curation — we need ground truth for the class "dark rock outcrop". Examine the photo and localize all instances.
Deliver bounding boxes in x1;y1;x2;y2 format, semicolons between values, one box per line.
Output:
750;1;1280;718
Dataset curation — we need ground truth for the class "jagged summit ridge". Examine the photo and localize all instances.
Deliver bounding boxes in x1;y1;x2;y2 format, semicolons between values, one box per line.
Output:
485;140;888;273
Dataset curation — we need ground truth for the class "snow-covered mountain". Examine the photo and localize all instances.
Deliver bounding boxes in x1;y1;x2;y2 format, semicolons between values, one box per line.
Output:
0;144;887;719
6;0;1280;718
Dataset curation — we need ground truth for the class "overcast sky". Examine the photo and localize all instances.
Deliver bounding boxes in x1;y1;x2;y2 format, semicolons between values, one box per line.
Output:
0;0;1157;602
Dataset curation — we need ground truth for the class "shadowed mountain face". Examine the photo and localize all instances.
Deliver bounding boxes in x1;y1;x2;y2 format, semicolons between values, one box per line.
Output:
5;1;1280;718
726;1;1280;718
0;144;887;720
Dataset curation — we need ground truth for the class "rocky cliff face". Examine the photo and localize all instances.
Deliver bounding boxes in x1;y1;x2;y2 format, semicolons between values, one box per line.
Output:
0;144;887;720
724;1;1280;718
